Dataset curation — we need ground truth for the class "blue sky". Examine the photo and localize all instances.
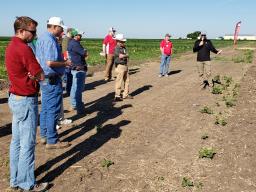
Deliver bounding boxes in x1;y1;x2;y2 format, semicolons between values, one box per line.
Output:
1;0;255;39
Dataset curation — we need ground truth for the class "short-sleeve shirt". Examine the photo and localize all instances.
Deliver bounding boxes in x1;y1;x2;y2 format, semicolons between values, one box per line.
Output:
5;37;42;95
160;40;173;55
103;34;116;54
36;31;65;75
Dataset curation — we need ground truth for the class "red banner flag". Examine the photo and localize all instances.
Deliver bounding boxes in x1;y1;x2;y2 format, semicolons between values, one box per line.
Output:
234;21;241;45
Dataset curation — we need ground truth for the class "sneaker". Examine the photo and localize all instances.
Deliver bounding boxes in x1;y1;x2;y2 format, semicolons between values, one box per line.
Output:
27;182;49;192
158;74;163;77
165;74;169;77
114;97;123;102
59;119;72;125
123;95;133;99
56;124;61;130
40;137;46;145
46;141;71;149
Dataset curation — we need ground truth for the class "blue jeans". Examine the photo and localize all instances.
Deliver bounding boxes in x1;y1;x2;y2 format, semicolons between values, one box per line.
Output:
40;78;62;144
64;70;72;96
160;54;171;75
70;70;86;112
8;94;38;190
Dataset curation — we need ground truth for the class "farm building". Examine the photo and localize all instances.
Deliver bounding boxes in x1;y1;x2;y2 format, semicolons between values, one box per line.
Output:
223;34;256;40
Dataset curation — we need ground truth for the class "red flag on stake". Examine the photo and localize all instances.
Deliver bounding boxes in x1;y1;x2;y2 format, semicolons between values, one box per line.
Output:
234;21;241;46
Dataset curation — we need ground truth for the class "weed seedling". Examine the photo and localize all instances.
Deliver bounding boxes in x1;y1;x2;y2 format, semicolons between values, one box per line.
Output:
201;134;209;140
215;116;227;126
199;147;216;159
212;85;223;94
101;158;114;168
200;106;213;114
182;177;194;187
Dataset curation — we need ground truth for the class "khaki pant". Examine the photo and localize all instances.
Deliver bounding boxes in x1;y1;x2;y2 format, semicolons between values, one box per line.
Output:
105;54;114;79
115;65;130;98
196;61;211;82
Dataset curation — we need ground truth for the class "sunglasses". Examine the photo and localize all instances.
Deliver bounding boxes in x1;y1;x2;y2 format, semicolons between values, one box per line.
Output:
21;28;37;36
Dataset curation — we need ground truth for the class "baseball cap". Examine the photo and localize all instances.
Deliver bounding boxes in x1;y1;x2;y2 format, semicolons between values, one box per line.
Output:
165;33;171;37
115;33;126;42
47;17;67;29
109;27;116;32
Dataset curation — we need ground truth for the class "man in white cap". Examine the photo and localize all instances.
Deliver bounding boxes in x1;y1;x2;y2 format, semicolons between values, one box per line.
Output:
193;32;222;89
114;34;133;101
102;27;117;81
36;17;72;149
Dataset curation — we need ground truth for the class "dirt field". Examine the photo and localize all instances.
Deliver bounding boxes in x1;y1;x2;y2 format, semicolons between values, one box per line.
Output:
0;46;256;192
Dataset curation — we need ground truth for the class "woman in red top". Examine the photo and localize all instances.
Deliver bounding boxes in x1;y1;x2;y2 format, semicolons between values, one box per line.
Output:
159;33;173;77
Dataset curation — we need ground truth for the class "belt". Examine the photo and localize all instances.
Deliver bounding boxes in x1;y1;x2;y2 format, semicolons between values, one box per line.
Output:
11;93;38;98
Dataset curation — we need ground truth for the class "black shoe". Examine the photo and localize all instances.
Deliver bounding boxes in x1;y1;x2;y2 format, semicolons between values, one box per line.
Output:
212;79;221;87
202;80;210;89
114;97;123;102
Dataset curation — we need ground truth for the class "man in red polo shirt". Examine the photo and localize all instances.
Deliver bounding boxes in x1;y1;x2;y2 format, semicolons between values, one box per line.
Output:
159;33;173;77
102;27;117;81
5;16;47;191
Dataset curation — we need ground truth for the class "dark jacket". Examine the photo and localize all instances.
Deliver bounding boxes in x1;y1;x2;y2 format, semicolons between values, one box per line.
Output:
67;39;87;70
193;39;218;61
114;45;128;66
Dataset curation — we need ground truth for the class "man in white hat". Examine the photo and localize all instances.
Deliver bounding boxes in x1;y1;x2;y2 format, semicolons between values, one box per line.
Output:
113;34;133;101
102;27;117;81
36;17;72;149
193;32;222;89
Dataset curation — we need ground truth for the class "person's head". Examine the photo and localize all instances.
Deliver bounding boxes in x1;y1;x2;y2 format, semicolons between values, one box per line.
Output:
14;16;38;43
165;33;171;41
66;28;74;38
108;27;116;36
47;17;67;37
71;29;82;41
200;32;207;40
115;33;126;47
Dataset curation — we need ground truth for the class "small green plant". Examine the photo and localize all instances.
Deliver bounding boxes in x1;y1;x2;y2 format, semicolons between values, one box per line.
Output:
223;96;236;107
201;134;209;140
215;116;227;126
223;76;233;88
233;83;240;97
101;158;114;168
196;182;204;189
199;147;216;159
182;177;194;187
212;85;223;94
200;106;213;114
158;176;165;181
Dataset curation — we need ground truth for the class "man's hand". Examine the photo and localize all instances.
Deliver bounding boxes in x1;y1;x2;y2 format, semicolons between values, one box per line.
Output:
217;50;222;55
199;40;204;46
64;60;72;67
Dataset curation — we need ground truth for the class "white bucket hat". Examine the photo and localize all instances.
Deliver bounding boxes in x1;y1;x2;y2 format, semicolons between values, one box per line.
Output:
115;33;126;42
47;17;67;29
108;27;116;32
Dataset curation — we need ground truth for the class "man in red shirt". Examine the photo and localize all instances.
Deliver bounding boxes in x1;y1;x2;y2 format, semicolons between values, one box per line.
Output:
5;16;48;191
102;27;117;81
159;33;173;77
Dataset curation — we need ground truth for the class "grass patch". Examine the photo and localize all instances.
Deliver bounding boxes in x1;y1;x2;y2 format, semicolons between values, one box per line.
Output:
199;147;216;159
101;158;114;168
212;85;224;94
232;49;254;63
223;95;236;107
215;115;227;126
200;106;213;114
182;177;194;187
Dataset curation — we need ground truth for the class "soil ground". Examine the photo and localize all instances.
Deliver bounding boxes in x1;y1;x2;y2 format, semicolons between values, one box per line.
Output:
0;46;256;192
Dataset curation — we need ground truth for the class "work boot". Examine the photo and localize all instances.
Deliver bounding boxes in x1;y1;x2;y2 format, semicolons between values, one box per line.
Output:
46;141;71;149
